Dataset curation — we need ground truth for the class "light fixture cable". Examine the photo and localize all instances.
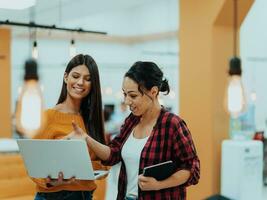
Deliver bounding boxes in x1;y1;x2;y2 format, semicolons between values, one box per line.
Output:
225;0;246;117
233;0;237;57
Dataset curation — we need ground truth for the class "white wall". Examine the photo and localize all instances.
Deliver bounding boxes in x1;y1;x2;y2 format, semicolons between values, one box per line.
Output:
241;0;267;132
11;0;179;115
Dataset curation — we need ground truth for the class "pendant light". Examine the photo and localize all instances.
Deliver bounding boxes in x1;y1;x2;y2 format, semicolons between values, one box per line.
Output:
15;59;45;138
69;39;76;58
32;28;38;59
32;40;38;59
225;0;246;118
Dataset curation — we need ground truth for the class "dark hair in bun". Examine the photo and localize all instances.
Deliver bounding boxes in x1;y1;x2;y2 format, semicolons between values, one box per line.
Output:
125;61;170;95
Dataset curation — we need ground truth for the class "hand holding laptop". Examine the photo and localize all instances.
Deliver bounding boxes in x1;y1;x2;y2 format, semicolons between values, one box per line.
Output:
45;172;76;187
17;139;108;180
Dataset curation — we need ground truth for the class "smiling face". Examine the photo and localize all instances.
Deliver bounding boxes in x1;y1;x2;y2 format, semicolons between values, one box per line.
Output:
122;77;157;116
64;64;91;101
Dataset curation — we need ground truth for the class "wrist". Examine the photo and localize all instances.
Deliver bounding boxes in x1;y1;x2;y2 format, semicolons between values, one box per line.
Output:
85;135;90;144
157;180;164;190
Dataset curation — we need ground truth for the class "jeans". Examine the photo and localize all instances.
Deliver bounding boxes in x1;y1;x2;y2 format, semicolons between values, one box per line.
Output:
34;191;93;200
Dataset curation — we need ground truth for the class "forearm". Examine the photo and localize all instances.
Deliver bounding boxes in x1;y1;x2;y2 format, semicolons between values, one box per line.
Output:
158;169;190;190
85;136;111;161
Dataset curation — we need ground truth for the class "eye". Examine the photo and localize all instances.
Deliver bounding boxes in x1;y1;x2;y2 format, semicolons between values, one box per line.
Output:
85;77;91;82
130;95;137;99
72;74;79;79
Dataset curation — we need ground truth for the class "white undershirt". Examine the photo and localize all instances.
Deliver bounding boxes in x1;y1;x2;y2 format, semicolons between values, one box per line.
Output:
121;131;149;197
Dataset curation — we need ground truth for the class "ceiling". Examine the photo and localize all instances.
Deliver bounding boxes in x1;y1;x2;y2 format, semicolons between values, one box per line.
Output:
0;0;158;35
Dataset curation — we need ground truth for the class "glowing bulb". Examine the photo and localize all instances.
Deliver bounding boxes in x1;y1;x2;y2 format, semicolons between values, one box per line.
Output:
16;59;45;138
32;41;38;59
225;75;246;117
105;87;113;95
20;82;42;129
250;91;257;102
224;57;246;117
69;39;76;58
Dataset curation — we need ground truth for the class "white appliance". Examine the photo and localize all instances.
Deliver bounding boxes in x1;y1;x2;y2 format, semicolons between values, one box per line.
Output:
221;140;263;200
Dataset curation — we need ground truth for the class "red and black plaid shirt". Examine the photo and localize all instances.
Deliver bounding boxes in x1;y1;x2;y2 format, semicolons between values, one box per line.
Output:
102;108;200;200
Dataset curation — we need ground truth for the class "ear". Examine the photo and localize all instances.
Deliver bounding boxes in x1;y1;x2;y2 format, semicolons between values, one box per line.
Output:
64;72;68;84
150;86;159;97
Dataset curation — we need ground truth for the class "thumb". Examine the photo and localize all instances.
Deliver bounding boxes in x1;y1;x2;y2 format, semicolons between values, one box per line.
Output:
72;121;82;134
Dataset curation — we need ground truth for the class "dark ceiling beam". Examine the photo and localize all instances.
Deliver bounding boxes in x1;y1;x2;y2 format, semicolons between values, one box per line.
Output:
0;20;107;35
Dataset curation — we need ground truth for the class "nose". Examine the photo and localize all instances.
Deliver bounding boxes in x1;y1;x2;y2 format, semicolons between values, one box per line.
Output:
77;77;84;85
124;96;132;106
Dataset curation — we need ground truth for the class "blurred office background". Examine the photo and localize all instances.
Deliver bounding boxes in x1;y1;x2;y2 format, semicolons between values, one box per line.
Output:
0;0;267;199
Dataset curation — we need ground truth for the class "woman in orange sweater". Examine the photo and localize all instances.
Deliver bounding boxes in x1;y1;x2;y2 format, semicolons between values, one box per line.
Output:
33;54;106;200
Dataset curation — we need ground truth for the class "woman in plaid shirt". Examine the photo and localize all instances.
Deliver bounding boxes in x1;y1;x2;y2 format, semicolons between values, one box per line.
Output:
68;61;200;200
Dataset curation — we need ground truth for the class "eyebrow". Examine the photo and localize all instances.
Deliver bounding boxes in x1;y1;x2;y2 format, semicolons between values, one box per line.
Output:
122;89;138;94
72;71;90;77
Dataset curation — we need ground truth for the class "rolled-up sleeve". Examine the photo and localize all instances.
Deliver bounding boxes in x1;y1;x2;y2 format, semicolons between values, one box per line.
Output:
102;114;139;166
101;136;123;166
172;119;200;186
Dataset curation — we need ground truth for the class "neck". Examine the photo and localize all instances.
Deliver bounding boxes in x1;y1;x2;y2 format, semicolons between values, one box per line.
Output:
141;100;161;123
62;96;81;114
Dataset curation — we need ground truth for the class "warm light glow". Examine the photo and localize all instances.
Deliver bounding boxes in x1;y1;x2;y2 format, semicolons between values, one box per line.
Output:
226;75;246;117
0;0;36;10
250;91;257;102
16;80;44;138
105;87;113;95
69;39;76;58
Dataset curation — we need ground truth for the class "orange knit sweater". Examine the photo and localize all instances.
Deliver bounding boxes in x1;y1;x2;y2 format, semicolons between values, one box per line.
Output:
32;109;107;193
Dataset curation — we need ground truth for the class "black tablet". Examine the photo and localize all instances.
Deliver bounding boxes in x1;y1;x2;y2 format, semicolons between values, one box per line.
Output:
143;160;174;181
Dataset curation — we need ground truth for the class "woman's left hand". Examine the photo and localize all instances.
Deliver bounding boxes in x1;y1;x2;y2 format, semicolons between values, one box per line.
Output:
138;174;161;191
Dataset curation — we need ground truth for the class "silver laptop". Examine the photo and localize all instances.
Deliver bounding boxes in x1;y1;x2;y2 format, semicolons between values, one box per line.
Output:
17;139;108;180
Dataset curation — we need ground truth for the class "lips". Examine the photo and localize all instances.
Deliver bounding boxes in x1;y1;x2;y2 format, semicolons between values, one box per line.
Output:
73;87;85;93
130;107;136;112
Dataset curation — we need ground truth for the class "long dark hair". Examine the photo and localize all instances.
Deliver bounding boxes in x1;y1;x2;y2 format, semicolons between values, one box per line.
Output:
57;54;105;144
125;61;170;95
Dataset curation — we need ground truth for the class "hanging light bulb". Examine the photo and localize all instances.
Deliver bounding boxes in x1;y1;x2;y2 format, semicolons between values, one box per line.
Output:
224;0;246;118
225;57;246;117
15;59;45;138
32;40;38;59
250;90;257;103
69;39;76;58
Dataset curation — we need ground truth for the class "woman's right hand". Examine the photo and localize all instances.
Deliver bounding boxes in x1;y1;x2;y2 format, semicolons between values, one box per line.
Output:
46;172;75;187
63;121;88;140
65;121;111;161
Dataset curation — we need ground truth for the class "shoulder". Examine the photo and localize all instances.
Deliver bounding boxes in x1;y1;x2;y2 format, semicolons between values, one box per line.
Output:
42;109;57;125
123;112;139;124
159;110;190;134
44;108;57;117
160;110;184;126
119;113;140;135
44;108;54;115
